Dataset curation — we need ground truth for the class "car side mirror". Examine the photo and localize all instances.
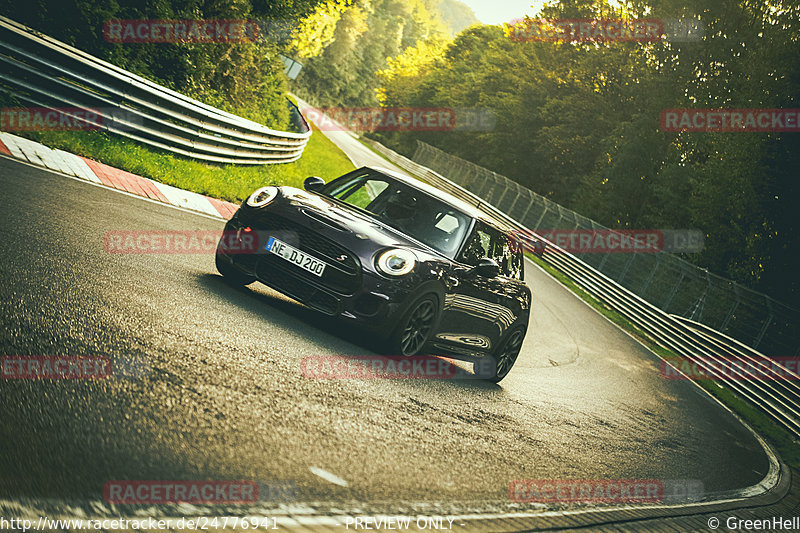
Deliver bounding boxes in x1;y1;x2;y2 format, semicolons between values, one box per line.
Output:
304;176;325;192
470;258;500;278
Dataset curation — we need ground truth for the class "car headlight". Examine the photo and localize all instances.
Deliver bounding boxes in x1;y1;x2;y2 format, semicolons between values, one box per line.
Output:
246;186;279;208
376;249;417;276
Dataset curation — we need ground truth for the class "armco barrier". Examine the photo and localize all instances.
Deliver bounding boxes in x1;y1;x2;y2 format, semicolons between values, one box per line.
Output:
362;136;800;439
0;16;310;165
409;141;799;359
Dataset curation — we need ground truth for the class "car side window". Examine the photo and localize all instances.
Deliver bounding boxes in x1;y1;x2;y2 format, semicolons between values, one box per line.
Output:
458;224;492;267
510;246;524;281
459;223;523;279
488;229;508;277
480;227;523;280
495;232;524;280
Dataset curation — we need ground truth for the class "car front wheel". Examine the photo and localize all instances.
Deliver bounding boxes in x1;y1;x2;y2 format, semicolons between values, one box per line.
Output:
388;294;439;356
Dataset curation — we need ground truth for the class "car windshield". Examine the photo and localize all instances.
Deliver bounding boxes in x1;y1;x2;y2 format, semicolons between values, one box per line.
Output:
321;170;472;257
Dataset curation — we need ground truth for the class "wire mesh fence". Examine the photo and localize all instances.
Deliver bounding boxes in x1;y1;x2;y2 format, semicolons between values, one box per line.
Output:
412;140;800;358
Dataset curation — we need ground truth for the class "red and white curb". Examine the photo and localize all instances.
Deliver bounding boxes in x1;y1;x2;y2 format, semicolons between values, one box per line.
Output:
0;131;238;220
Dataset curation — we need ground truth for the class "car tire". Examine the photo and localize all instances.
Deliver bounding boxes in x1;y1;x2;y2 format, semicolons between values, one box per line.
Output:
478;325;526;383
387;294;439;356
215;250;255;286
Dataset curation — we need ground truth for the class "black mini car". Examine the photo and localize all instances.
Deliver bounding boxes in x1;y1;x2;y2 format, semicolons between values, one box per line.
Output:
215;166;531;382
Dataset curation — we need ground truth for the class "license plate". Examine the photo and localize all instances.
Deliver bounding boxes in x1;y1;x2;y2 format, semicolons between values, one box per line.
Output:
266;237;326;277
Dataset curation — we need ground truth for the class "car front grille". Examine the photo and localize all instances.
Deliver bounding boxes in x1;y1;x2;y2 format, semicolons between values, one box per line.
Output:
253;213;361;295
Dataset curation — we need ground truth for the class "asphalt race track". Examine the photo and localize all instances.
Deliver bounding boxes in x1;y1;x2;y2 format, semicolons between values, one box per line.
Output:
0;155;772;514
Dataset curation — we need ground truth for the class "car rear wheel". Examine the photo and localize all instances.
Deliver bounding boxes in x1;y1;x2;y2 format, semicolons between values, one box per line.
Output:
388;295;439;356
480;326;525;383
215;250;255;286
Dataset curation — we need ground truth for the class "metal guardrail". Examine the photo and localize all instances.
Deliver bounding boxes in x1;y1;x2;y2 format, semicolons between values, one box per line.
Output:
411;142;800;358
363;137;800;439
0;16;311;165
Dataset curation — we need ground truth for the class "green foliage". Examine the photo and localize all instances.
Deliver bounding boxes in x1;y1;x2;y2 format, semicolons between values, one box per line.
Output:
289;0;353;59
373;0;800;307
0;0;338;128
292;0;449;107
375;38;448;105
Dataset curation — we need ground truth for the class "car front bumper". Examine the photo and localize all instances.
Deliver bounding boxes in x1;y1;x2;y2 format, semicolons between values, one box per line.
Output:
217;217;414;333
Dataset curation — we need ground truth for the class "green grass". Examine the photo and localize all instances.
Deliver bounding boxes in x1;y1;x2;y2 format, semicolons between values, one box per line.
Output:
5;123;354;204
525;251;800;469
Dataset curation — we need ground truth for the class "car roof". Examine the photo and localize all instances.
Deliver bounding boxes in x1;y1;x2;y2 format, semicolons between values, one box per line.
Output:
364;166;516;234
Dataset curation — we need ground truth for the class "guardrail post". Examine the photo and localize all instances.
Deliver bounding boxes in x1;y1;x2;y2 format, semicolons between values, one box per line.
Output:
597;249;611;271
495;176;511;209
753;299;775;350
508;181;529;219
532;205;548;231
688;270;711;321
519;194;534;223
753;314;773;350
640;253;661;296
662;264;686;311
720;283;741;332
617;248;636;284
